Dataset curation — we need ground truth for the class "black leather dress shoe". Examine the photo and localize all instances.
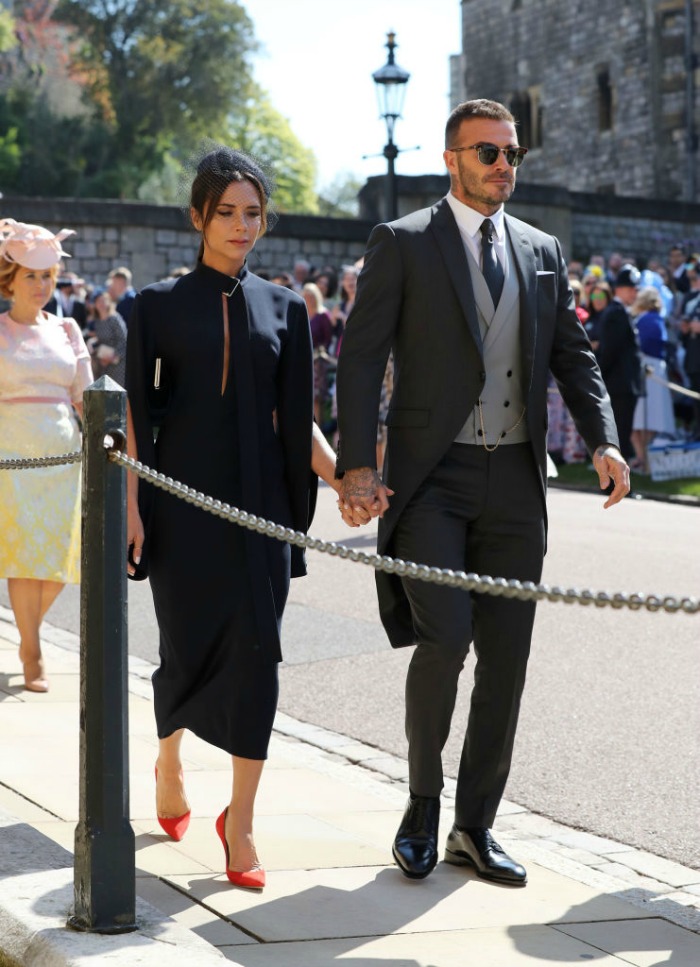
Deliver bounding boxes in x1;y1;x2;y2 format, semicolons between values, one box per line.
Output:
444;826;527;886
392;794;440;879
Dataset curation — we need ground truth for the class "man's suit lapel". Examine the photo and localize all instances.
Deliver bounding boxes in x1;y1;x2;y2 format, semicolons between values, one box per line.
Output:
505;215;537;393
429;199;484;359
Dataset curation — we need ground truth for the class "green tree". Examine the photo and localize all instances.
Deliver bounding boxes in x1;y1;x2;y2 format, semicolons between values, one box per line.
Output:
0;8;16;53
229;85;319;214
52;0;258;196
1;1;323;207
0;125;21;186
317;171;362;218
0;81;116;196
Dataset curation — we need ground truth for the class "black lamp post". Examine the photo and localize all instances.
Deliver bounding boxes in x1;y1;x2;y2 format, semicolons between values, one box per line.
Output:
372;32;410;221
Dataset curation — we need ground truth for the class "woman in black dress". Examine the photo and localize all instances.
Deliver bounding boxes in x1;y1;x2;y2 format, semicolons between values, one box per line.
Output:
125;149;345;889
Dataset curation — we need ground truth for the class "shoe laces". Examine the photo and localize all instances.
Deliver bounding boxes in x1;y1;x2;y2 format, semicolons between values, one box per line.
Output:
405;796;438;834
467;828;505;855
487;834;505;855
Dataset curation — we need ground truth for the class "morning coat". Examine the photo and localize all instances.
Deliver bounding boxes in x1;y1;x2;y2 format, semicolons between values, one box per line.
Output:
336;197;619;646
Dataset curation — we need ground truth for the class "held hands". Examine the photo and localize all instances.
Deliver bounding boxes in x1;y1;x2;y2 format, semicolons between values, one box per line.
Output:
592;445;630;508
337;467;394;528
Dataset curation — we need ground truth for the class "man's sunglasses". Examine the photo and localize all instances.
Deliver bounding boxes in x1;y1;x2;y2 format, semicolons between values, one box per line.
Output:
448;143;528;168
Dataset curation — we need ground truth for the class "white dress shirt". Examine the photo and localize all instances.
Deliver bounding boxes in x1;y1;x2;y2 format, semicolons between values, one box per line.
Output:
445;193;507;277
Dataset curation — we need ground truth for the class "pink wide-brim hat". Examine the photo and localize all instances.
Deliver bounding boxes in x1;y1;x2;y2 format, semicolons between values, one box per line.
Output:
0;218;75;270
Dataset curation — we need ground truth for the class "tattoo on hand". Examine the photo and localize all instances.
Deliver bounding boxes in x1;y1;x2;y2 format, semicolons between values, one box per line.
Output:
595;445;616;462
344;467;382;501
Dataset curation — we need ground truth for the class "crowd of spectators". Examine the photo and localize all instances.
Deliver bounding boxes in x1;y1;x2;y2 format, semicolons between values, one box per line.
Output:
552;244;700;473
32;241;700;474
34;264;189;392
279;245;700;472
258;258;370;452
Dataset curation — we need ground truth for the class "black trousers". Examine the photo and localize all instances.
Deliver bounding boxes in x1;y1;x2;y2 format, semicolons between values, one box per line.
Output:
392;443;545;828
609;392;637;459
688;372;700;438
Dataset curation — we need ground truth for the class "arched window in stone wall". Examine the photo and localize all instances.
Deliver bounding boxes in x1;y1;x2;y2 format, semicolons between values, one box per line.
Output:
597;67;614;132
510;87;543;150
511;91;531;146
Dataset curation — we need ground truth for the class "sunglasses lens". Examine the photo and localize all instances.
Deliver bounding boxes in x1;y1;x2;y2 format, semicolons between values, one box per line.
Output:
474;145;526;166
506;149;525;167
477;145;500;165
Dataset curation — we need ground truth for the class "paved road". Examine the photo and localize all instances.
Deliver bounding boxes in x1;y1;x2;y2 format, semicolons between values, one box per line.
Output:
4;483;698;868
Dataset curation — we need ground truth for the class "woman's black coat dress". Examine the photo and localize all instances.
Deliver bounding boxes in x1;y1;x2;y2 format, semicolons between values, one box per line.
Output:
126;261;317;757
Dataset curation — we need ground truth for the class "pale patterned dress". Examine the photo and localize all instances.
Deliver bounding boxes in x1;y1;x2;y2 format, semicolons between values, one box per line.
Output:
0;312;93;582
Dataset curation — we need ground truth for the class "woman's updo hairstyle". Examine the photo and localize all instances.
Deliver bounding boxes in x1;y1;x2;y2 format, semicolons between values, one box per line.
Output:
190;148;274;254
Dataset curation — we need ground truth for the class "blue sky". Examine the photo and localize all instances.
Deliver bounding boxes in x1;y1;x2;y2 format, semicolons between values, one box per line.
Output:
240;1;462;190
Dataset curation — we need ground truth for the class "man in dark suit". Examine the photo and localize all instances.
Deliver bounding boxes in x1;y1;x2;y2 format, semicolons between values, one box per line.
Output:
56;273;88;329
107;266;137;326
335;99;629;887
43;272;87;328
596;264;644;461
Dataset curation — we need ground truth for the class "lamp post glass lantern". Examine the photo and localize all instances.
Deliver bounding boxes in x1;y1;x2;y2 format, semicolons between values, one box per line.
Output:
372;31;410;220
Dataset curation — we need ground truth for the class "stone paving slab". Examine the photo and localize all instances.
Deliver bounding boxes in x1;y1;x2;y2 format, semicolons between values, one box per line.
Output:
0;817;234;966
134;812;391;874
135;876;256;949
165;864;654;945
609;850;700;889
554;918;700;967
219;927;641;967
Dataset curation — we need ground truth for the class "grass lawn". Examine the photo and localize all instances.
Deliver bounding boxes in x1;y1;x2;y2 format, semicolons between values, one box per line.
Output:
551;462;700;501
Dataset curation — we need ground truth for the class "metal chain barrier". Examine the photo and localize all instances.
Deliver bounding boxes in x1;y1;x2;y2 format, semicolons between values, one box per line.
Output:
106;445;698;616
548;375;700;402
643;365;700;401
0;450;82;470
1;442;696;615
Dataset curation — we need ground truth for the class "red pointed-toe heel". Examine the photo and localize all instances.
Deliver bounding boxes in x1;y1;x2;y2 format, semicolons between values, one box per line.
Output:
215;807;266;890
155;766;191;841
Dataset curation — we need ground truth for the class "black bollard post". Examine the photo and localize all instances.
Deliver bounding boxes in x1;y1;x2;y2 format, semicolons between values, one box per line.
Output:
69;376;137;934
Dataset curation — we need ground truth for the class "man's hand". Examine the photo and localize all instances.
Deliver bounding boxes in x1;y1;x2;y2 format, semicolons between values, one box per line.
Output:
337;466;394;527
592;445;630;508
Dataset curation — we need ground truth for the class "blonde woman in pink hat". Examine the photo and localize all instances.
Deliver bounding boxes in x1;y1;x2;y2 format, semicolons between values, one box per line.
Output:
0;219;93;692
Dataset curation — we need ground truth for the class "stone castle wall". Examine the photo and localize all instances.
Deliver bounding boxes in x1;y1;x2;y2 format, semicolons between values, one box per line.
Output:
0;197;374;289
454;0;699;203
4;179;700;291
360;175;700;262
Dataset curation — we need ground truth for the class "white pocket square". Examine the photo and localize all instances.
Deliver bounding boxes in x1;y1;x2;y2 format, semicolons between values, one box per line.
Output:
536;270;555;276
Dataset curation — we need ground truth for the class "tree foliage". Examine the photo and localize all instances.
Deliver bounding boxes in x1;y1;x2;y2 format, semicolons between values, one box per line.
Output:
317;172;362;218
0;0;323;211
0;86;113;195
0;8;16;53
51;0;258;195
229;85;318;215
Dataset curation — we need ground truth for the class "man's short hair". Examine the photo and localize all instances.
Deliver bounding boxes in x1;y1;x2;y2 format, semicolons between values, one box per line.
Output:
107;266;132;284
445;99;516;148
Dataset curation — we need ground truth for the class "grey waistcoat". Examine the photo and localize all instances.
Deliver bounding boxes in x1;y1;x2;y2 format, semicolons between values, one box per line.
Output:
454;233;530;447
